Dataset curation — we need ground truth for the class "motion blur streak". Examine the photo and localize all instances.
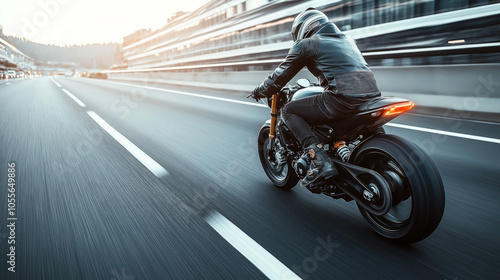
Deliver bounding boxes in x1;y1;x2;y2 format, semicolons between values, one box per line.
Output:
105;80;269;108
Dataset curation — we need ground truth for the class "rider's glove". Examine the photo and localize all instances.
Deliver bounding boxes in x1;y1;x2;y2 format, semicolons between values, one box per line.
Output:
249;87;267;102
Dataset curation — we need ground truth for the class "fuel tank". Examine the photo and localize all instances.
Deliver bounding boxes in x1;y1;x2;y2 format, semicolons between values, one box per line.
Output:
291;86;323;101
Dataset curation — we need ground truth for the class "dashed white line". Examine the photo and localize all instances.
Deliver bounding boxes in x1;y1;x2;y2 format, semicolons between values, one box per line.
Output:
205;211;301;280
50;78;62;87
51;78;86;107
62;89;86;107
385;123;500;144
86;111;169;178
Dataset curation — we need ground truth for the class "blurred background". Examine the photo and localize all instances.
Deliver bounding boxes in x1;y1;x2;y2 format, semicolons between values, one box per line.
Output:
1;0;500;118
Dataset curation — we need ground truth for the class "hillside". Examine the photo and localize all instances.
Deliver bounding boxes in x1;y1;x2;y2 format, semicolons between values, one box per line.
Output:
0;29;123;69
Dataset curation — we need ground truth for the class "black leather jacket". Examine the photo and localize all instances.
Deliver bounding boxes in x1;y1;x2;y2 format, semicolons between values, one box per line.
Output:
255;22;380;98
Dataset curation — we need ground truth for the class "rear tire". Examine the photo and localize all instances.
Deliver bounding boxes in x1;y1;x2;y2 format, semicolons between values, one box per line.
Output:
258;127;299;189
352;134;445;243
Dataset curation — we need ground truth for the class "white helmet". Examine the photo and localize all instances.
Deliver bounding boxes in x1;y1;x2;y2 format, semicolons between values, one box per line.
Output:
291;8;330;42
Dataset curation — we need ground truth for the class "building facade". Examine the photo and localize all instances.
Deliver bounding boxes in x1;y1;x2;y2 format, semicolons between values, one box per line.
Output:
118;0;500;72
0;27;36;73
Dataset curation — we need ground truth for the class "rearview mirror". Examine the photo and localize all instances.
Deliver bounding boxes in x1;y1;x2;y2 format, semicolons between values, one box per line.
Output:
297;79;311;88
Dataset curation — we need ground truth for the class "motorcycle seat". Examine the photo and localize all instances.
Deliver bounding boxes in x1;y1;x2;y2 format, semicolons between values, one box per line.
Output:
310;96;411;139
358;96;411;111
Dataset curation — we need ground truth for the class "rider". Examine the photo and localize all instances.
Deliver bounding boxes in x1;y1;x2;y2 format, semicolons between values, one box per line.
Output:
251;8;381;187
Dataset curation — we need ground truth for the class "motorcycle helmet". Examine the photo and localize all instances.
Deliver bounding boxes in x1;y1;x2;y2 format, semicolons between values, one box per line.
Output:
291;8;330;42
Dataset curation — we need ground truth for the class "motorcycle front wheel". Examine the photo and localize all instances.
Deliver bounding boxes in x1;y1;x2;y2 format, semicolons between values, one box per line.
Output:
258;127;299;189
352;134;445;244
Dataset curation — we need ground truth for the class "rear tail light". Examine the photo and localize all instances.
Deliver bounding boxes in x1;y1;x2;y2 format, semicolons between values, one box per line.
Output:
383;102;415;116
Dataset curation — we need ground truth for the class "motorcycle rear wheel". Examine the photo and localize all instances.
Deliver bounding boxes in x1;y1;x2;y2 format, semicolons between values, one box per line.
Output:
258;127;299;189
352;134;445;243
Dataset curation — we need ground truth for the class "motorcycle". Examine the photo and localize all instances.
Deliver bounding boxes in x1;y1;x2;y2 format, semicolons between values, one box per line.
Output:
250;79;445;244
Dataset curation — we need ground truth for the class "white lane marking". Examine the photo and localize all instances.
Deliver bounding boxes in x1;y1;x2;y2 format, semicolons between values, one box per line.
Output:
406;112;500;126
385;123;500;144
62;89;86;107
205;211;301;280
86;111;169;178
104;80;268;108
50;78;62;87
6;82;11;85
96;79;500;144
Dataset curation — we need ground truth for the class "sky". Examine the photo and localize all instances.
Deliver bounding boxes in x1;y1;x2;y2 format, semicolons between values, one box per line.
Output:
0;0;212;46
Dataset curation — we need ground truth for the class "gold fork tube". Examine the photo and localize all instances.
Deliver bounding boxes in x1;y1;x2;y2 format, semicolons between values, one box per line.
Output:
269;93;279;139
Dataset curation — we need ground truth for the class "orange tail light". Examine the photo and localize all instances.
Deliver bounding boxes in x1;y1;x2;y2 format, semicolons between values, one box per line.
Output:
384;101;415;116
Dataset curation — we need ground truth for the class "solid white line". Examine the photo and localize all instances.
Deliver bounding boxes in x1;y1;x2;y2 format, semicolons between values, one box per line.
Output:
205;211;300;280
98;79;499;144
50;78;62;87
385;123;500;144
104;80;268;108
62;89;86;107
86;111;169;178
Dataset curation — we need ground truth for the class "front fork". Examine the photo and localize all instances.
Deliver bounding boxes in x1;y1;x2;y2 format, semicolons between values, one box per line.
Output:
268;93;279;151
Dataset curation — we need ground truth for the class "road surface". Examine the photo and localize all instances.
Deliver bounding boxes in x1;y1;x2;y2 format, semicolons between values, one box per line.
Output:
0;76;499;279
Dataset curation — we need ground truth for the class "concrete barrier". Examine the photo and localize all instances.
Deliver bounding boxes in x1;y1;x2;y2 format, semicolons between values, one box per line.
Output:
107;63;500;121
372;64;500;120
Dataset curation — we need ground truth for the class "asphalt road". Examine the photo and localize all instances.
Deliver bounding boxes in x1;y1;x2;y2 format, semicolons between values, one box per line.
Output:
0;76;499;280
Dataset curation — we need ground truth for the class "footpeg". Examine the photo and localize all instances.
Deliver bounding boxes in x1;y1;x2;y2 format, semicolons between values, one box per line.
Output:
306;181;326;194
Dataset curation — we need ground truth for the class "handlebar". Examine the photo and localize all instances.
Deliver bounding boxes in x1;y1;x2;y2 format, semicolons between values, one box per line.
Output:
247;79;319;103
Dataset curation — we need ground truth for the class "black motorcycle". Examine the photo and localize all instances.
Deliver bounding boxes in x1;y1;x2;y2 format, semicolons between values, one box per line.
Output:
251;79;445;244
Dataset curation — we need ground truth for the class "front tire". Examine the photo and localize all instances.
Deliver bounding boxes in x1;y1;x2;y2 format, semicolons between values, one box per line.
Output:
352;134;445;243
258;127;299;189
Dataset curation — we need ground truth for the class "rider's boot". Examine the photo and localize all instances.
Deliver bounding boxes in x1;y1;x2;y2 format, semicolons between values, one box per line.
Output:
300;143;338;188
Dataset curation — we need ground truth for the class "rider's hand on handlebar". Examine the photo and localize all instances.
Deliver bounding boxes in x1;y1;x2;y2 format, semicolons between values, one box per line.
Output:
248;87;267;102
